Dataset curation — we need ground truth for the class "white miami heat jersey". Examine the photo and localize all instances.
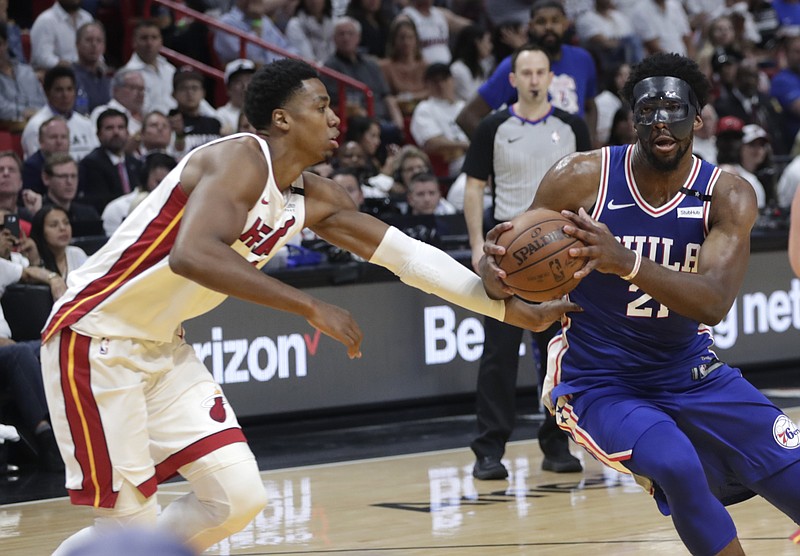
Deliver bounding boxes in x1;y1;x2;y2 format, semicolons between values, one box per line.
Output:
43;133;306;343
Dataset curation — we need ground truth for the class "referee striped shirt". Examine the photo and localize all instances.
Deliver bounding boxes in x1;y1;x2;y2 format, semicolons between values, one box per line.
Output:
462;105;591;221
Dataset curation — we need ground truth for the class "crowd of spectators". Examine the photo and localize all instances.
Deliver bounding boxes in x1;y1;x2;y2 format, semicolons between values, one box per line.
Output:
2;0;800;471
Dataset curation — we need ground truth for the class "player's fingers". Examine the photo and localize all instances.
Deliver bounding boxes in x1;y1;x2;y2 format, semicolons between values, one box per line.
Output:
485;221;513;243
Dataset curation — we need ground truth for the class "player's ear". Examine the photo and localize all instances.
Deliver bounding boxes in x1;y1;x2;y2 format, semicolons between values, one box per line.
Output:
693;112;703;131
272;108;290;131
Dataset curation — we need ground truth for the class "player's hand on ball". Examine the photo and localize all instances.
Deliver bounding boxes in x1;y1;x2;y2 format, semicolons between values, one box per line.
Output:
503;297;582;332
479;222;516;300
561;208;633;279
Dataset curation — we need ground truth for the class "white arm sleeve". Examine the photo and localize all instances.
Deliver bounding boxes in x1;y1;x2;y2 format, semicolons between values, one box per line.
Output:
369;226;505;322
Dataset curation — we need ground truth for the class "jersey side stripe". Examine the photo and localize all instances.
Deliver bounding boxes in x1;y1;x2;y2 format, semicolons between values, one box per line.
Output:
43;186;187;342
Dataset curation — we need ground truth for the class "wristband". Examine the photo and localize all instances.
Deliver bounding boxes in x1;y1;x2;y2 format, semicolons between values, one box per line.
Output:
621;251;642;281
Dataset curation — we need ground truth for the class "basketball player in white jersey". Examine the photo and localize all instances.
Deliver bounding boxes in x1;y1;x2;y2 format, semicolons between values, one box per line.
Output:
41;58;580;555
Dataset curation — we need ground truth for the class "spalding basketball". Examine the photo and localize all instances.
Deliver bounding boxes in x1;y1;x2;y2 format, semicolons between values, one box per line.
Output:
495;209;586;302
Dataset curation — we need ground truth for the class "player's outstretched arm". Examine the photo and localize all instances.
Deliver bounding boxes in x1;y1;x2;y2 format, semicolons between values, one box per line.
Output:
307;174;580;331
168;138;363;358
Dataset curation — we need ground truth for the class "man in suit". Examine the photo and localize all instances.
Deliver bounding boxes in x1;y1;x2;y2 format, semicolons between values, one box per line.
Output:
78;108;143;213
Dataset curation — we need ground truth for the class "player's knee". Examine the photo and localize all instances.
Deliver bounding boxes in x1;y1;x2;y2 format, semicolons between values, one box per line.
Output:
204;461;267;534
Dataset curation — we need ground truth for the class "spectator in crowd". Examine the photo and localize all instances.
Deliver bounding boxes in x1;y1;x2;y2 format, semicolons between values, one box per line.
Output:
575;0;643;75
121;20;177;116
715;58;785;153
0;218;65;472
331;140;378;191
694;103;719;163
391;145;432;200
629;0;693;58
594;62;630;147
102;152;177;236
490;19;528;67
379;18;429;118
405;171;455;215
21;66;99;161
79;109;144;213
463;44;590;480
450;24;494;102
90;68;146;143
30;205;87;280
697;15;740;80
214;0;300;66
345;116;387;178
41;152;103;233
770;34;800;156
400;0;471;65
29;0;94;71
0;0;24;63
136;110;178;159
322;17;404;143
409;63;470;179
22;117;70;196
168;68;222;157
750;0;781;53
285;0;335;64
216;59;256;136
606;104;635;145
709;47;744;106
0;22;45;122
345;0;391;58
716;116;767;208
330;166;365;209
456;1;598;145
71;21;111;116
0;151;40;236
739;123;776;204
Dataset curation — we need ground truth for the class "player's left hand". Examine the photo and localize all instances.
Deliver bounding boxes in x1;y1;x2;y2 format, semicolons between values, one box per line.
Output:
561;208;636;279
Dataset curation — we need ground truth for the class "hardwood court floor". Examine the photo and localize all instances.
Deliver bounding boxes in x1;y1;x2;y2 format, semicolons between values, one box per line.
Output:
3;406;800;555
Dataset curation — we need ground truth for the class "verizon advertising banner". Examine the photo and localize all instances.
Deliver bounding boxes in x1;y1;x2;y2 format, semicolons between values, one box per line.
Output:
183;250;800;418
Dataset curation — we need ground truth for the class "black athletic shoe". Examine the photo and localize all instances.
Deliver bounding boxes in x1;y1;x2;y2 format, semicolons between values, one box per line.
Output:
541;453;583;473
472;456;508;480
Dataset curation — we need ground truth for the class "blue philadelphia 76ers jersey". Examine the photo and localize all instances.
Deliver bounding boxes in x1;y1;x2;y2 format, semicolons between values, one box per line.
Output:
552;144;723;397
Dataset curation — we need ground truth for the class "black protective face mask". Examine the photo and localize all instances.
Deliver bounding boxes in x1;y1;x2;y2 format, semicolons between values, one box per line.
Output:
632;76;699;141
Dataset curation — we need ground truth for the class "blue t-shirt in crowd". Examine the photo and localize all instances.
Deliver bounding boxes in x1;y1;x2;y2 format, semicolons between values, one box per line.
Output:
478;44;597;116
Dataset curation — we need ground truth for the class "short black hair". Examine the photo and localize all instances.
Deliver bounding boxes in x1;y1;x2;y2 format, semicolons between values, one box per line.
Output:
140;152;177;184
244;58;320;131
96;108;128;133
531;0;565;17
622;53;710;110
43;66;76;92
424;63;451;82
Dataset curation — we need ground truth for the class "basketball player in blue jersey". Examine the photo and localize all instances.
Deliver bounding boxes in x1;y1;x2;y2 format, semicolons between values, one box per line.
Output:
480;52;800;555
40;58;580;555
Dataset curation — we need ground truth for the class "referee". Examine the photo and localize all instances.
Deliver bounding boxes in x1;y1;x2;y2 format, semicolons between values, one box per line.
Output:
463;43;591;480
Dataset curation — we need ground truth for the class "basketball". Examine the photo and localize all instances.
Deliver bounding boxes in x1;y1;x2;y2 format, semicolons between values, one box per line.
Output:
495;209;586;302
